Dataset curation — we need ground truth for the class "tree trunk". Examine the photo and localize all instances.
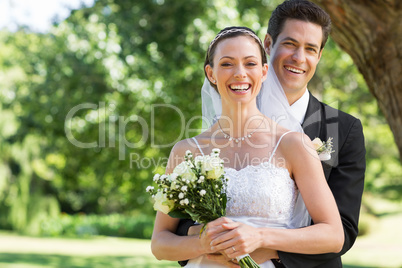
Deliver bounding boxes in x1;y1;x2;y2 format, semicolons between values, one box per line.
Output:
311;0;402;161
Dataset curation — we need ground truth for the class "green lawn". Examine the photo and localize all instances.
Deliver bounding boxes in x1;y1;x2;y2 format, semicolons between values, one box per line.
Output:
0;209;401;267
0;232;176;268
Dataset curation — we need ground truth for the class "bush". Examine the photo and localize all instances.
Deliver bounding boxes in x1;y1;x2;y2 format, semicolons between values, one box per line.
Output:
39;213;154;239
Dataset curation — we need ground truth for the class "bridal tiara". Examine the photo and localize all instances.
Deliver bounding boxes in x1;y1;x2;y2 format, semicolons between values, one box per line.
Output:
207;28;264;54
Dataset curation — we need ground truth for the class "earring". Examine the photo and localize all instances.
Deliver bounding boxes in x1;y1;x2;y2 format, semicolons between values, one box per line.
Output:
211;79;216;83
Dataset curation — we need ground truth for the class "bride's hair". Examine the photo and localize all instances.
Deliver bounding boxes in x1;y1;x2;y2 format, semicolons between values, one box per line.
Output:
204;26;267;91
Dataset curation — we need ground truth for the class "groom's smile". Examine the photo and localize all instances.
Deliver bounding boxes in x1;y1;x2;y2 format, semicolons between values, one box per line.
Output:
284;66;305;74
267;19;323;103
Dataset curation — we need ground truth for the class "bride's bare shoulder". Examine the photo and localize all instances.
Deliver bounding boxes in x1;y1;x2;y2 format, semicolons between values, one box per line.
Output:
170;132;211;157
170;138;196;158
279;131;315;156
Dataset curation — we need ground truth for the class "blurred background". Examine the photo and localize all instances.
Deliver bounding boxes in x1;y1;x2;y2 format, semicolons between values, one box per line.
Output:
0;0;401;267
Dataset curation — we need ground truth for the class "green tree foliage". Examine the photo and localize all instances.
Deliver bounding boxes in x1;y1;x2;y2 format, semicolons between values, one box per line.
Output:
0;0;400;235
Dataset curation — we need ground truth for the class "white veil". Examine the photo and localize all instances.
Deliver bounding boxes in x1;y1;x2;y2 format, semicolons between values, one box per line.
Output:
200;63;311;228
201;63;303;133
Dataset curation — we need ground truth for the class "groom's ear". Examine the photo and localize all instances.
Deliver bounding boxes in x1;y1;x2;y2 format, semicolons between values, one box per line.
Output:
264;34;273;56
318;48;324;60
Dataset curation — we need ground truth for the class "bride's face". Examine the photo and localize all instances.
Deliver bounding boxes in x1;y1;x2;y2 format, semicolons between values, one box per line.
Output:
205;35;268;105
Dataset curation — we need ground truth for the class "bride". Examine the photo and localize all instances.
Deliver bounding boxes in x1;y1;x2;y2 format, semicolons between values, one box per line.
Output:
151;26;343;267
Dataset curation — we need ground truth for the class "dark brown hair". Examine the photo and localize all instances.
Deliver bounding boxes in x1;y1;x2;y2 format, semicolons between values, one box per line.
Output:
267;0;331;50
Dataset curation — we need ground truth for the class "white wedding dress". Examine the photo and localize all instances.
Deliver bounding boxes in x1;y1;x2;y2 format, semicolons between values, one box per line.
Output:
185;132;310;268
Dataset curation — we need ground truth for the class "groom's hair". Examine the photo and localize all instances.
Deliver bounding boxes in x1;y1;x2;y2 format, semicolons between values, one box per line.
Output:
267;0;331;51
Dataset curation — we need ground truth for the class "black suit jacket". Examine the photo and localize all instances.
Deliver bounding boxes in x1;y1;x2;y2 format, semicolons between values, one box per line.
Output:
176;93;366;267
278;93;366;268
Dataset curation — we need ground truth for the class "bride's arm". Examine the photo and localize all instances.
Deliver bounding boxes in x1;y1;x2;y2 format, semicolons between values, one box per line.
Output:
151;140;203;261
209;133;343;259
151;211;204;261
151;139;229;261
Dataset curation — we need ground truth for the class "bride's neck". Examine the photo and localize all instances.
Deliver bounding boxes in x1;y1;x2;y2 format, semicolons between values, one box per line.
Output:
219;102;263;138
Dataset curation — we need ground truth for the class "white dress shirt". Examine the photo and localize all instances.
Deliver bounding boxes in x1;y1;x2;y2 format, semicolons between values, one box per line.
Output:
289;89;310;125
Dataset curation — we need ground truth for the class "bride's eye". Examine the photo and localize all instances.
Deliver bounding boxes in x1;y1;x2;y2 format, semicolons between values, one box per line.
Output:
246;62;258;67
220;62;232;67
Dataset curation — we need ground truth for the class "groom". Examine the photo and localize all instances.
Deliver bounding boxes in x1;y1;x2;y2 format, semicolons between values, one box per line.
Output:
176;0;366;267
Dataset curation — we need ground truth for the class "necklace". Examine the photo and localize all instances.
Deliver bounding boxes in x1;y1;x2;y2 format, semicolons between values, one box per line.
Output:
217;118;265;143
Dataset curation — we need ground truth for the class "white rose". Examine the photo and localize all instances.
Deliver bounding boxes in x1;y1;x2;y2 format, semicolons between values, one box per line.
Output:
153;191;174;214
202;156;224;180
170;173;178;181
319;152;331;161
200;190;206;196
311;137;324;151
173;161;197;182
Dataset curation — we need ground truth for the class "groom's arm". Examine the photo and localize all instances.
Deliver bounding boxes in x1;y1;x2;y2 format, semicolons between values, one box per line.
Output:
176;219;196;266
278;118;366;268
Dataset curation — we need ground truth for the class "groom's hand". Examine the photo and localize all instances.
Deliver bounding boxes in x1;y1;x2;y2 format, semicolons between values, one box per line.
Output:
250;248;279;264
207;252;240;267
188;224;202;236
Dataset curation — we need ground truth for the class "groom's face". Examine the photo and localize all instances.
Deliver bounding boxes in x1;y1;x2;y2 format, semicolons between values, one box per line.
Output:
264;19;323;104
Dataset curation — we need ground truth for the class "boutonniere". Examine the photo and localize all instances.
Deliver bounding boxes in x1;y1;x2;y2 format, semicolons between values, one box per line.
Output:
312;137;334;161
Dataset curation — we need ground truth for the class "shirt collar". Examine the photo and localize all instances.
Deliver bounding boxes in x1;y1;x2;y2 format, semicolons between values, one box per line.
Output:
289;89;310;124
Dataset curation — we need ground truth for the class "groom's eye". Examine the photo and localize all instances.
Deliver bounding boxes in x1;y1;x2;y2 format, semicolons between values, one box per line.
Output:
306;47;318;53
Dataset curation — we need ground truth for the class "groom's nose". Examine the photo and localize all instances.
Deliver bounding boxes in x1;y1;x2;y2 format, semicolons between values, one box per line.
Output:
291;47;306;63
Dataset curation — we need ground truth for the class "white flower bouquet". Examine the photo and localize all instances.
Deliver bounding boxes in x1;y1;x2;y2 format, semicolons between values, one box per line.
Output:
147;149;260;268
312;137;334;161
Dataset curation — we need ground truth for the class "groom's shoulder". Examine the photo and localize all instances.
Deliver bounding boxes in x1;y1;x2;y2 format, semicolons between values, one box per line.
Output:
314;96;361;127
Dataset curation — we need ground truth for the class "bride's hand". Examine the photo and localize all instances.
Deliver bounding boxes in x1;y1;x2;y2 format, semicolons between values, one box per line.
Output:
210;221;262;259
199;217;234;254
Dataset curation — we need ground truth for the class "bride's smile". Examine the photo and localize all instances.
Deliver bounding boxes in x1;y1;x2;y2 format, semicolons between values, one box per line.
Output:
228;82;251;94
205;35;268;106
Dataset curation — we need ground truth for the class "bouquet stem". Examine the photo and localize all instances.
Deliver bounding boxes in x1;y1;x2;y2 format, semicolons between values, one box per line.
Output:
237;254;260;268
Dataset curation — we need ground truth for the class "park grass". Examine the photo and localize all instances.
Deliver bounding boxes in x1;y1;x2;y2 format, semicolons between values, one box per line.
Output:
0;232;177;268
0;198;401;268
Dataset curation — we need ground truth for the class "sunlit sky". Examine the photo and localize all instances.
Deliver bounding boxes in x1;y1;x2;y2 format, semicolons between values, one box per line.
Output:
0;0;95;32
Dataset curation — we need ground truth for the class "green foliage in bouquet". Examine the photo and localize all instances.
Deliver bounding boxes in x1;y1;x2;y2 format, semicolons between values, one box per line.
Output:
147;149;260;268
146;149;228;224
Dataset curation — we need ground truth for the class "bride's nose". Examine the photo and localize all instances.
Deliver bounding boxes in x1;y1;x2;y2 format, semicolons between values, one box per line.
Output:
234;65;247;79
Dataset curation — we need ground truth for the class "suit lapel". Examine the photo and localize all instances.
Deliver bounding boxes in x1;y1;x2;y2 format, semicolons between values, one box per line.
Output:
302;92;325;140
302;92;334;180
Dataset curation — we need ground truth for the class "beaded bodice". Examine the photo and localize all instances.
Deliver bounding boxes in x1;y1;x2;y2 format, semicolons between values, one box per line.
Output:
225;162;298;228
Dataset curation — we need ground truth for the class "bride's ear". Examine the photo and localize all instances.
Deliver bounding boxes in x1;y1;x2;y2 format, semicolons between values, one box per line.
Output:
205;65;216;84
262;63;269;82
